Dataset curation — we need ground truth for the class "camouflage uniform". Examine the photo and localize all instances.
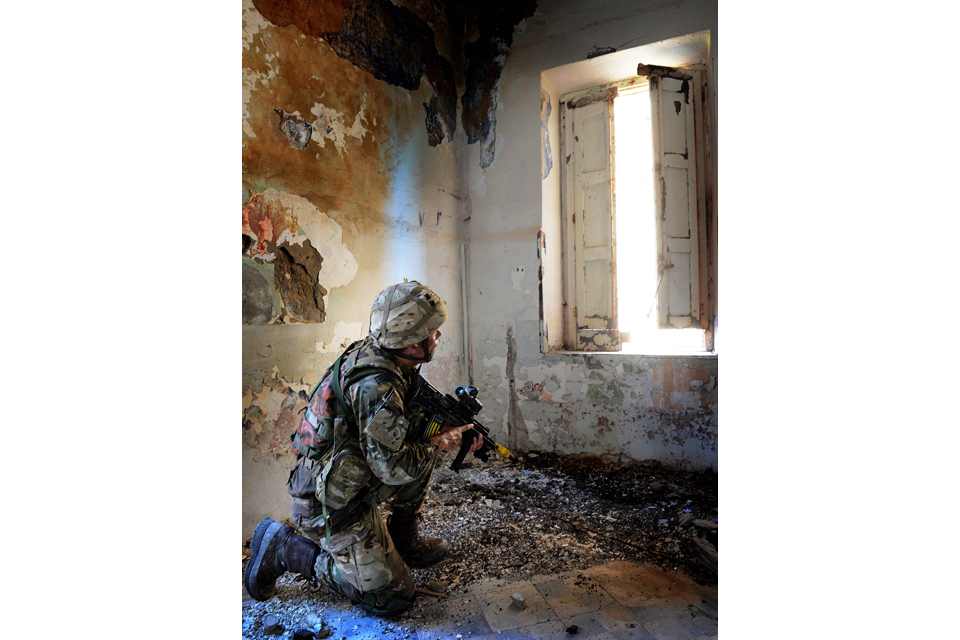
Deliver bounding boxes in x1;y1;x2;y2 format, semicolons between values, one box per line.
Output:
245;281;450;617
288;336;441;614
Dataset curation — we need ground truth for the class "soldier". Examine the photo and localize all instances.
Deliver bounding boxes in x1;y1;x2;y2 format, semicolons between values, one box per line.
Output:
244;281;482;617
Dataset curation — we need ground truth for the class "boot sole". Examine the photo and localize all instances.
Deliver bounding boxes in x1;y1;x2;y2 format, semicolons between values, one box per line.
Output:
244;518;285;600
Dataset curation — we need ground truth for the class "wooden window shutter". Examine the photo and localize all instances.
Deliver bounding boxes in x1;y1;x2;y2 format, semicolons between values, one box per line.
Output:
567;97;620;351
649;68;706;330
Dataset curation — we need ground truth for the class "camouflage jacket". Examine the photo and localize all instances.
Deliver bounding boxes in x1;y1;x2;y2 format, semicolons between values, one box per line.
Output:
290;337;440;512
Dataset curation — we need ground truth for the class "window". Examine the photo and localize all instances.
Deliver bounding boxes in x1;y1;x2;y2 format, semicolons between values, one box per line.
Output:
558;64;713;353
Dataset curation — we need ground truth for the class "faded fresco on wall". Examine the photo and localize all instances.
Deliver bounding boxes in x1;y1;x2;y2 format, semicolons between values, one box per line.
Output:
242;189;358;325
241;0;543;536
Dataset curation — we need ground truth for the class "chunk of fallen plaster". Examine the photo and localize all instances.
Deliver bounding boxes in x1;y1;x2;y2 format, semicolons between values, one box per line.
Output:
511;592;526;609
262;615;284;635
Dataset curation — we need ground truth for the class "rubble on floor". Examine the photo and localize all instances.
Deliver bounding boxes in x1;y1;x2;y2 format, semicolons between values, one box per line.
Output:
242;451;718;638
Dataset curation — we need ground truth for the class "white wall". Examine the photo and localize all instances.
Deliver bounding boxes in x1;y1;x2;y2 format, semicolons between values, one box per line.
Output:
463;0;719;469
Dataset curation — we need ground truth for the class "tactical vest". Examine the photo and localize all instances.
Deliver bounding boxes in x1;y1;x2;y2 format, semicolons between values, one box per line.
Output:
286;338;412;543
290;338;408;459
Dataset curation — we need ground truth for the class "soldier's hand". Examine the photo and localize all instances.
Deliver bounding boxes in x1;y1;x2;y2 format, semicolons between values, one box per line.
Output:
432;423;482;452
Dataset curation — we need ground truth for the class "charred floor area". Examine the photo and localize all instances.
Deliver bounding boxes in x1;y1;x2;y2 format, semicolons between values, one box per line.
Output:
412;452;718;588
242;452;718;637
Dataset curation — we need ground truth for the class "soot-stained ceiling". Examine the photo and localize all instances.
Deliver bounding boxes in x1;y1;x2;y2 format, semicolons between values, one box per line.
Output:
251;0;537;165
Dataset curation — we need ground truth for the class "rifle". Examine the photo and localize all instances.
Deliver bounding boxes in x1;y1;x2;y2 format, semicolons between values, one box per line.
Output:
411;378;513;472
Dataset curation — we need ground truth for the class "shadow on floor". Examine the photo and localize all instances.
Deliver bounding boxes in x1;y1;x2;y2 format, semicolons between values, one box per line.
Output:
243;560;717;640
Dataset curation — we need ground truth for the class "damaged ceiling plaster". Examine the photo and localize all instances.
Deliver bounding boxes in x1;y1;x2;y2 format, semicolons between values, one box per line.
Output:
461;0;538;167
251;0;537;163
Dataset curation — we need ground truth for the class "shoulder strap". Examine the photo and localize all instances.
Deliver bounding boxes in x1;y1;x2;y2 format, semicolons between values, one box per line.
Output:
330;349;354;423
332;352;403;423
322;349;354;549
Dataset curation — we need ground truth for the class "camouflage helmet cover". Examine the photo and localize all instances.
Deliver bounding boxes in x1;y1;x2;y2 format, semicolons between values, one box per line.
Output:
369;281;448;349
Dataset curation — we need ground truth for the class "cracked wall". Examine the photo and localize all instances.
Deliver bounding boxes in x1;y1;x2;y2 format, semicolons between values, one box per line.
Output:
242;0;476;537
242;0;718;539
252;0;458;146
248;0;533;163
464;0;719;472
477;324;717;470
460;0;538;168
242;189;356;325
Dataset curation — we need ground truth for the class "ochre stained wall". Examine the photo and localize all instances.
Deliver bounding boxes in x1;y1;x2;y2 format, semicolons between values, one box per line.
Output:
242;0;476;538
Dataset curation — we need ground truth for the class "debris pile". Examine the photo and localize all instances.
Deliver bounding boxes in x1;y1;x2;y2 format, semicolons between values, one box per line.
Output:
242;451;717;638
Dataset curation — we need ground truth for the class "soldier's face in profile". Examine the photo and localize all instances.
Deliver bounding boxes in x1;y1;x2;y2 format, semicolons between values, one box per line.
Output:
426;328;442;355
398;328;443;364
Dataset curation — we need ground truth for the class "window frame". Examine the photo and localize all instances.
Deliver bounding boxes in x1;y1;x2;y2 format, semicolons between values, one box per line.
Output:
557;65;714;354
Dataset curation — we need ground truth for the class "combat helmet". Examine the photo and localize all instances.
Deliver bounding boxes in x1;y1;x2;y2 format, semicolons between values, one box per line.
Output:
369;281;448;362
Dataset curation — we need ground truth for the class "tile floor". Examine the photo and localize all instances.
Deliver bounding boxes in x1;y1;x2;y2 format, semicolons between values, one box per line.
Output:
244;560;717;640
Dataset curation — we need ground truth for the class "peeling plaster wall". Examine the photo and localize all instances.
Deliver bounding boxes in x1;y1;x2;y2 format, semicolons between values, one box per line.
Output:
242;0;471;538
464;0;719;472
242;0;719;539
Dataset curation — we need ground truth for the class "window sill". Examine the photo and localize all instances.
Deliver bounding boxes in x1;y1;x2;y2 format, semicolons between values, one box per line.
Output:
542;348;717;358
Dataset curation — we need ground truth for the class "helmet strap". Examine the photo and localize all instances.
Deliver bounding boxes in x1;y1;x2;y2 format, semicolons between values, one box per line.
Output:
417;335;434;363
382;335;434;364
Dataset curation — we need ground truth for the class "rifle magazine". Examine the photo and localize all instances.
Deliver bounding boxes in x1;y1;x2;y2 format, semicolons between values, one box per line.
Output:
424;415;444;439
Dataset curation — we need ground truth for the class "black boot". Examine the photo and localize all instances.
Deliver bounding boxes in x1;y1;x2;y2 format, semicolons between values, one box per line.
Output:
387;512;448;568
244;518;320;601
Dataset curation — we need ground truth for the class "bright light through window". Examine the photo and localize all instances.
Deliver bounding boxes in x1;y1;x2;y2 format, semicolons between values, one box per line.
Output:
614;86;705;353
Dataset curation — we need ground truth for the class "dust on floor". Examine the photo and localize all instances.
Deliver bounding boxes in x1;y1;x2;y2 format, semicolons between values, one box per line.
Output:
242;451;718;638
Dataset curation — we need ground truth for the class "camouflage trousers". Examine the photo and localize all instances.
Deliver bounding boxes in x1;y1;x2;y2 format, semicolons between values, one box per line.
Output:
291;455;437;616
